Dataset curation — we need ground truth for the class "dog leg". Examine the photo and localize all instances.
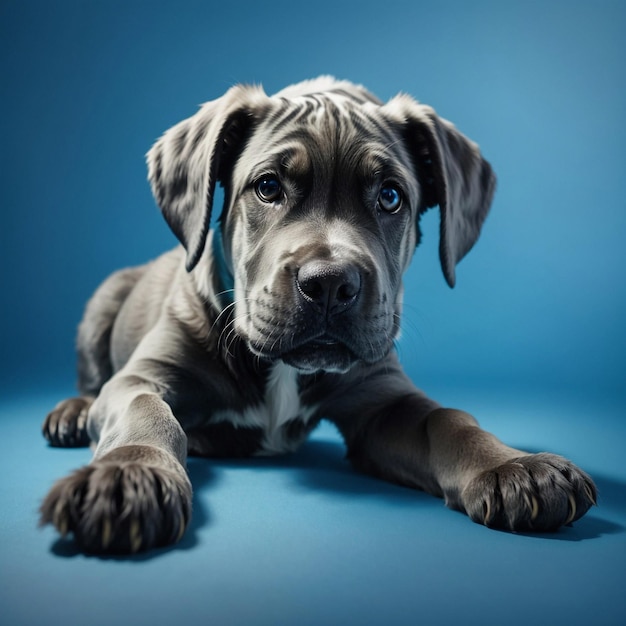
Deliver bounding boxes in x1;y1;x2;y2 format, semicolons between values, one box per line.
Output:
40;373;192;553
338;398;597;532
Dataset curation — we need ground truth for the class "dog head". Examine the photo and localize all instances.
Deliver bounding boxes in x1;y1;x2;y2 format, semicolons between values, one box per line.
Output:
147;77;495;373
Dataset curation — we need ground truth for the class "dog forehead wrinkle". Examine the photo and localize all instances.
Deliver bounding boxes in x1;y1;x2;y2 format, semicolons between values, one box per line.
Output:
246;142;312;182
245;100;401;190
280;144;311;177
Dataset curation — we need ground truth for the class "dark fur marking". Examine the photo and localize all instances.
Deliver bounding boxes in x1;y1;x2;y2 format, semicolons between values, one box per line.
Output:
168;168;189;200
174;125;189;158
328;86;382;105
190;121;208;154
284;416;320;442
188;422;263;458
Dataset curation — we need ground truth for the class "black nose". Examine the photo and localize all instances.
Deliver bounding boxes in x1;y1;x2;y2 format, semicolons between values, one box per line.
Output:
296;261;361;314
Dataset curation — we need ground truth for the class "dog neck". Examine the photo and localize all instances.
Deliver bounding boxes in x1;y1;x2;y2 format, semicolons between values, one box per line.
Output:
211;226;235;307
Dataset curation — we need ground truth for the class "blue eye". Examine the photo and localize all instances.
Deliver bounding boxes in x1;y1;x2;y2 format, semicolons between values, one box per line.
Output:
255;177;282;203
378;184;402;213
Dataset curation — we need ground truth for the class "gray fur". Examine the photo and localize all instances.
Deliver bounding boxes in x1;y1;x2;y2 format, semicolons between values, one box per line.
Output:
40;77;596;554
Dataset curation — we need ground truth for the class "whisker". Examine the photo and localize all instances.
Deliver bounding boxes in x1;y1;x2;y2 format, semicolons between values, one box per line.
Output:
210;300;237;337
216;302;252;357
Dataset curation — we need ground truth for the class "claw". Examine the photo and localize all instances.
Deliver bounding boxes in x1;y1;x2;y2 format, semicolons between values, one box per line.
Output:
56;514;68;537
564;494;577;525
129;519;142;553
175;519;186;544
583;482;597;506
530;495;539;522
483;499;493;525
53;500;69;537
77;408;88;432
101;518;112;549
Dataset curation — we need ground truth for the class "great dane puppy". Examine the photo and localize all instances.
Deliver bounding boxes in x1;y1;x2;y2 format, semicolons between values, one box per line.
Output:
40;77;596;553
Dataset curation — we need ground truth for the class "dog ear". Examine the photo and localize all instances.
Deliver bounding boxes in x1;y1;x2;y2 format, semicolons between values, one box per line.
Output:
388;96;496;287
147;84;268;271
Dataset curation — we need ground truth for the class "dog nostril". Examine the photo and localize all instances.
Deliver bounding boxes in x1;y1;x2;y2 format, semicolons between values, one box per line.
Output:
337;282;358;302
301;279;325;301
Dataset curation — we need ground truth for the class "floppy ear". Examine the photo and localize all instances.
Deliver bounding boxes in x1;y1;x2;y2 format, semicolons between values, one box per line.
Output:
387;96;496;287
147;84;268;271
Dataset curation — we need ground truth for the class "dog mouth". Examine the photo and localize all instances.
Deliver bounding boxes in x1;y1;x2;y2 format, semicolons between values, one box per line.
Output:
246;316;396;372
280;335;358;373
308;334;340;347
246;332;354;374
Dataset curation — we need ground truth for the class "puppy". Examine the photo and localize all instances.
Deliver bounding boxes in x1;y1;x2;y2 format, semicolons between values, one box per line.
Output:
41;77;596;553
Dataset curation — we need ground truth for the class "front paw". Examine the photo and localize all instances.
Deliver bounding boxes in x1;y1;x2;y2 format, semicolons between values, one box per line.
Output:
462;453;597;532
39;445;192;553
42;396;93;447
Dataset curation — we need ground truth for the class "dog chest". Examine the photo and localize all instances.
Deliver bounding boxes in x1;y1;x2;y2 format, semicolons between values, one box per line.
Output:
204;362;318;456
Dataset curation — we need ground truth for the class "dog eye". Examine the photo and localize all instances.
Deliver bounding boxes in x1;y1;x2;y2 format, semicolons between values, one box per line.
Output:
378;184;402;213
255;177;283;203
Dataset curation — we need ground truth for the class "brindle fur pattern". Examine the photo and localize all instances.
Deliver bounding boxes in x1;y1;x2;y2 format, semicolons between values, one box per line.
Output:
40;77;596;553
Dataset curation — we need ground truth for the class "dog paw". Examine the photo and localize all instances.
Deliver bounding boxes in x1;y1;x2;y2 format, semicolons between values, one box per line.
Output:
461;453;597;532
39;445;192;553
42;397;93;447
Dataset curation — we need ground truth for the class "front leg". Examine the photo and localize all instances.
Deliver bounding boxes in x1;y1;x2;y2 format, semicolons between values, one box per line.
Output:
336;396;597;532
40;372;192;553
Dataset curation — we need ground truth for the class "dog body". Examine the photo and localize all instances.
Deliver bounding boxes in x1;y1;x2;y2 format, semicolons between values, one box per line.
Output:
41;77;596;553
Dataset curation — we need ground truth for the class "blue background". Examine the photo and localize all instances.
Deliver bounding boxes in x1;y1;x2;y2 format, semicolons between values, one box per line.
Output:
1;1;624;625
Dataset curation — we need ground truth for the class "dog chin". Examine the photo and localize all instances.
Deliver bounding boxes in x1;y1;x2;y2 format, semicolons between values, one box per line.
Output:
280;343;358;374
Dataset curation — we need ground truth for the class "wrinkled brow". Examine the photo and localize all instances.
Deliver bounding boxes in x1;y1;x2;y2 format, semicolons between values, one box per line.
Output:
359;143;414;181
241;141;312;182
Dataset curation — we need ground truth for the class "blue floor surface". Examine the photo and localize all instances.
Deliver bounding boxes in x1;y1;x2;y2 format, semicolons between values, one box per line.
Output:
1;386;624;626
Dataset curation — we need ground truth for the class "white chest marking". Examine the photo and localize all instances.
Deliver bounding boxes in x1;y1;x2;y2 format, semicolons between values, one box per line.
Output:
212;362;316;455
